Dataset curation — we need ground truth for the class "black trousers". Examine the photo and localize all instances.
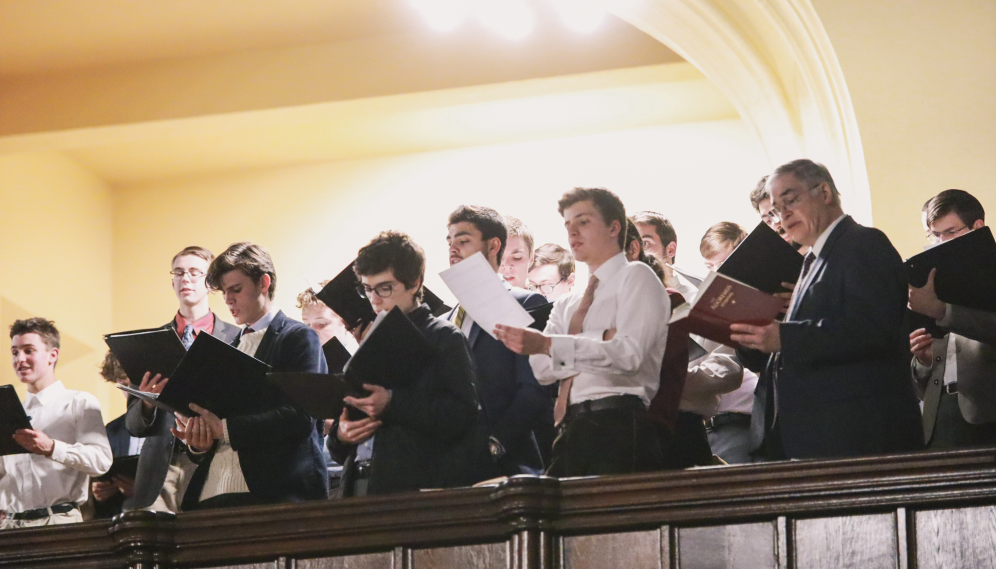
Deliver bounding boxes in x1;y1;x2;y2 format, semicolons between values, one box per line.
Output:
661;411;714;469
546;406;664;478
927;390;996;449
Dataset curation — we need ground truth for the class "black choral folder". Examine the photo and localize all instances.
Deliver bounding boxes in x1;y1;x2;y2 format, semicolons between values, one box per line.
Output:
905;226;996;312
264;373;367;419
718;221;804;294
94;455;139;482
422;286;452;318
124;332;272;418
104;328;186;385
527;302;554;331
0;385;32;456
344;306;434;392
316;261;377;330
322;337;353;373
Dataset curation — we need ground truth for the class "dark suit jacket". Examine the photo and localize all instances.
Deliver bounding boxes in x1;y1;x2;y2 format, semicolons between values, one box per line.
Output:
451;285;552;474
125;313;240;510
329;304;491;495
180;310;329;510
94;413;131;518
753;216;923;459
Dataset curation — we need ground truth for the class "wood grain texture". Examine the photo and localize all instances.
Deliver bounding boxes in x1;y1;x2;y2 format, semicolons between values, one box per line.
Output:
563;529;663;569
677;522;776;569
296;551;396;569
411;542;507;569
915;506;996;569
793;514;897;569
207;563;278;569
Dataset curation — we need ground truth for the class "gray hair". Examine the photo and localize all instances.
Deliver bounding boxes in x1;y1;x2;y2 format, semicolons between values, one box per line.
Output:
768;159;841;207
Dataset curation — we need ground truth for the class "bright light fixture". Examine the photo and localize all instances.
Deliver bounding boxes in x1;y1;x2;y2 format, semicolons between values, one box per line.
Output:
409;0;474;32
551;0;607;33
476;0;534;40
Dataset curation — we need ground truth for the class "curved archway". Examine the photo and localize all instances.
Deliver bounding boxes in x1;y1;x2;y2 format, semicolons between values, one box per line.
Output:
614;0;872;222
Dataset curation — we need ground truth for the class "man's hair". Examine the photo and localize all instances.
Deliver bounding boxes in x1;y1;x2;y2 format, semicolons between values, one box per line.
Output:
504;216;534;260
354;231;426;302
923;189;985;228
769;159;841;207
625;219;666;282
558;187;627;249
295;280;331;310
171;246;215;268
99;351;127;383
448;205;508;264
700;222;749;259
749;175;769;212
632;210;677;259
530;243;575;281
9;317;60;350
206;242;278;299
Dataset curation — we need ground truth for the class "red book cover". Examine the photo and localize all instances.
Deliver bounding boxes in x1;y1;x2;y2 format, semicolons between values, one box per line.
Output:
669;272;784;347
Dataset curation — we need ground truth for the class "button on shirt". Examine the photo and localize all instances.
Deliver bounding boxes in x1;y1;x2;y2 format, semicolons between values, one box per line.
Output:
0;381;112;512
530;253;670;407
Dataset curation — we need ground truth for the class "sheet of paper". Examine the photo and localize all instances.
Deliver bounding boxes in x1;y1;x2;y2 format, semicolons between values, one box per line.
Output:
439;252;533;339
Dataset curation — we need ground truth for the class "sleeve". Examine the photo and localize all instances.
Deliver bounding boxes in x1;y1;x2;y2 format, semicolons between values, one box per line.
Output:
49;394;113;477
326;427;356;465
227;326;326;451
125;393;158;438
529;296;574;384
780;231;907;366
681;345;743;399
938;304;996;346
380;328;479;445
546;267;670;377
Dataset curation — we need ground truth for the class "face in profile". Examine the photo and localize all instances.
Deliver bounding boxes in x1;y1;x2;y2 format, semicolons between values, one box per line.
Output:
769;174;834;248
219;269;269;326
11;333;58;389
499;235;531;288
359;269;419;315
302;302;346;345
704;246;734;272
757;197;792;244
527;263;574;302
563;200;620;266
636;223;665;260
447;222;496;267
172;254;211;306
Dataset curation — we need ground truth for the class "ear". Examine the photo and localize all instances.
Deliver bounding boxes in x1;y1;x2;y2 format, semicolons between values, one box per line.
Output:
49;347;60;367
666;241;678;262
972;219;986;230
259;274;272;296
608;220;622;240
566;273;576;286
818;182;834;204
489;237;503;262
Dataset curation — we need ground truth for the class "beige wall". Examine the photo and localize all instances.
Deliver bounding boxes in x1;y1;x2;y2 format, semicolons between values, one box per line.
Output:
813;0;996;257
0;152;122;418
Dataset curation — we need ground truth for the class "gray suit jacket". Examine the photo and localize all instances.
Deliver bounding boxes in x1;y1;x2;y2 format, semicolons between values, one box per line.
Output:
912;304;996;443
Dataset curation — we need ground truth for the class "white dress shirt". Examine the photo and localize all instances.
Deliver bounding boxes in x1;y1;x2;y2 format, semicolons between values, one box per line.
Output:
0;381;112;512
679;337;743;418
530;252;670;407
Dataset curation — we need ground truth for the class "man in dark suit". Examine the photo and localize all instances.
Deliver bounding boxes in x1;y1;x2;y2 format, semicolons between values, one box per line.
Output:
731;159;923;460
446;205;552;475
170;242;328;510
126;246;240;512
92;352;135;518
910;190;996;448
329;231;489;495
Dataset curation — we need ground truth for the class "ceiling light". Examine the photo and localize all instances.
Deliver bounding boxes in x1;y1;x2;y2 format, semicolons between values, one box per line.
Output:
551;0;607;33
410;0;474;32
476;0;534;41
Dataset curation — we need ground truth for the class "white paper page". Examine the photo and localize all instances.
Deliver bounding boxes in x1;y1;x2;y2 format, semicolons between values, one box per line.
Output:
439;252;533;339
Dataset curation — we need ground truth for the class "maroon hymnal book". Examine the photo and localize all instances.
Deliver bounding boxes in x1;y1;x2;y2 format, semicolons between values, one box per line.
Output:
668;272;784;348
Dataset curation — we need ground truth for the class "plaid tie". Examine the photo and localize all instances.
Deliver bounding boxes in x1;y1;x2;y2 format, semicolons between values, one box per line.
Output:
181;325;194;350
552;275;599;426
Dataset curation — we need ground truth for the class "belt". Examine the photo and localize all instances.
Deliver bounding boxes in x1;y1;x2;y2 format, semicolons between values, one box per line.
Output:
705;412;752;431
354;460;372;479
566;394;645;419
11;502;78;521
944;382;958;395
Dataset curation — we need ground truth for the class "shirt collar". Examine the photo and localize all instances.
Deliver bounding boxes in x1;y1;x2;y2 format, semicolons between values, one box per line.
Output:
591;252;628;284
25;380;66;407
246;309;278;333
810;214;847;258
175;311;214;335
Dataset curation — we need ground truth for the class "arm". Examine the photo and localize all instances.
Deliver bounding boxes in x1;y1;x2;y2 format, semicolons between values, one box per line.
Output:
780;232;906;366
380;328;479;445
681;345;743;399
125;393;158;437
546;267;670;376
528;297;573;384
53;394;113;476
939;304;996;346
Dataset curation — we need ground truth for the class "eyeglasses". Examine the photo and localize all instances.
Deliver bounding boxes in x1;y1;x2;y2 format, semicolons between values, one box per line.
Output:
769;184;822;218
926;225;969;243
760;211;780;224
356;281;398;299
527;277;566;295
170;269;206;280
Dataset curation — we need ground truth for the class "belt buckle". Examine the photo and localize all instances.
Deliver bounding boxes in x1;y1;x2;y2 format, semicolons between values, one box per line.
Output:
945;383;958;395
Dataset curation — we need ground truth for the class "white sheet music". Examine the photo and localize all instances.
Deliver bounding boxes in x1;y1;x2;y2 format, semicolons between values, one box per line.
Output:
439;252;534;339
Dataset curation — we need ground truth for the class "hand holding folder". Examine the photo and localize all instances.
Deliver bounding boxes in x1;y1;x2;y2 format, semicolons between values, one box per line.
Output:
0;385;33;456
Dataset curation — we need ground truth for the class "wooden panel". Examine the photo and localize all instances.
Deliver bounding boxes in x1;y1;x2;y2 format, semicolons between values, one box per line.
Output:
411;542;507;569
678;522;777;569
296;551;396;569
793;514;897;569
915;506;996;569
206;563;278;569
563;529;663;569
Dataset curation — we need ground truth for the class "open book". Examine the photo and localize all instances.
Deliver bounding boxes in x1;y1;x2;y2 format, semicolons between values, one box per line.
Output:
669;272;784;348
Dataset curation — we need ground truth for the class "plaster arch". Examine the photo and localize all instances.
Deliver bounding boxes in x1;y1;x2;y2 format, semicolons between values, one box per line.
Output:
613;0;872;223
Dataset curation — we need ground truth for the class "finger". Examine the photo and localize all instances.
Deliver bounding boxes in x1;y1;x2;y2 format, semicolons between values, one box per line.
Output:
361;383;383;393
340;408;349;422
781;282;796;291
188;403;205;414
927;268;937;285
140;371;152;389
154;377;170;392
729;323;758;334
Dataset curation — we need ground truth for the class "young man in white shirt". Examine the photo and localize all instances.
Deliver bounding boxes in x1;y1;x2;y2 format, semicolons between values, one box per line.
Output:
1;318;112;528
496;187;670;476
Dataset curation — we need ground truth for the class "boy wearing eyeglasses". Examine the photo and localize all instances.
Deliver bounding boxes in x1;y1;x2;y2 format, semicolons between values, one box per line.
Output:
329;231;491;496
527;243;575;302
125;246;240;513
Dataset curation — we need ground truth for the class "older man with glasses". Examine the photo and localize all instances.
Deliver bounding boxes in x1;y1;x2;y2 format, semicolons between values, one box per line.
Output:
730;159;923;461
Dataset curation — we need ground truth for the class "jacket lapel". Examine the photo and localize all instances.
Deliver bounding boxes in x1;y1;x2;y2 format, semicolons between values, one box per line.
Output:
789;216;854;319
252;311;286;366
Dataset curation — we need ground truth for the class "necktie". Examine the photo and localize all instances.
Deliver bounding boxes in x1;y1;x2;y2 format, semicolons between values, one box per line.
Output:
552;275;600;426
786;252;817;320
800;251;816;279
181;324;194;350
454;306;467;329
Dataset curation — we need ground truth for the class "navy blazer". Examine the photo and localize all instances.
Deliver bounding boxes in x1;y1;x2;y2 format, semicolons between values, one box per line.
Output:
180;310;329;510
752;216;923;459
125;313;240;510
451;285;551;474
93;413;131;519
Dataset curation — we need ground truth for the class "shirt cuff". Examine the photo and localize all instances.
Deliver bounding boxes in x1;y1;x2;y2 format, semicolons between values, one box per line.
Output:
936;303;954;327
49;439;66;463
912;356;933;380
549;335;576;372
222;419;231;445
